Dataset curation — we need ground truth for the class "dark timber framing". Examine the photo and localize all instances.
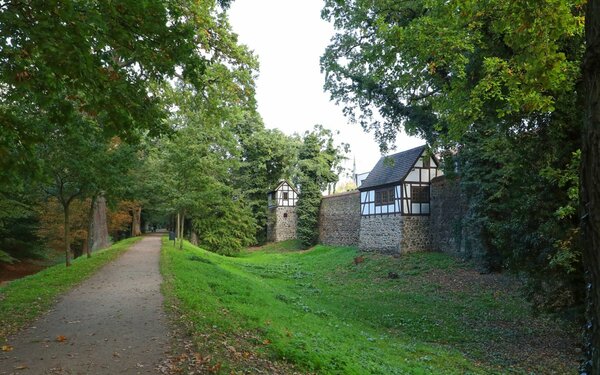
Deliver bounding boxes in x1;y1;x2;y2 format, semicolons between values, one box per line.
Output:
268;181;298;208
359;146;442;217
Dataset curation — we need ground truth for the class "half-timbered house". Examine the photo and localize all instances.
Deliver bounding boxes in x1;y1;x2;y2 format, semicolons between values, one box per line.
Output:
358;145;443;253
266;181;299;242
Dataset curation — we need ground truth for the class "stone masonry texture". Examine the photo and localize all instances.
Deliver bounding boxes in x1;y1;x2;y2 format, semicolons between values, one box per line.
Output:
266;206;297;242
319;191;360;246
400;216;431;252
359;215;404;254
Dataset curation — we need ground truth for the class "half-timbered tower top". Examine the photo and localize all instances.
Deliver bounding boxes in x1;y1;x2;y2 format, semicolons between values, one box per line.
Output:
267;180;299;208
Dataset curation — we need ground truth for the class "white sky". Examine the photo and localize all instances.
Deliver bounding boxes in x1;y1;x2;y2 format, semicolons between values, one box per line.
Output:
227;0;423;177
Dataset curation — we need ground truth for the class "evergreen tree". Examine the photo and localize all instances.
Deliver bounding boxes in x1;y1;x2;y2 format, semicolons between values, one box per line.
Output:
296;126;347;248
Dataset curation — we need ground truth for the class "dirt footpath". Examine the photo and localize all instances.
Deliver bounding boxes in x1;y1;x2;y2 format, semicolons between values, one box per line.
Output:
0;235;170;374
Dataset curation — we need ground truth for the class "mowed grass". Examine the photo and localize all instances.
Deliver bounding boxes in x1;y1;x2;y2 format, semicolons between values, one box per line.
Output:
0;237;141;342
161;239;578;374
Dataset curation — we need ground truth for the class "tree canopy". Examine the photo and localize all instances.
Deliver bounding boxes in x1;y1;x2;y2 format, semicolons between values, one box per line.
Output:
321;0;584;149
0;0;246;174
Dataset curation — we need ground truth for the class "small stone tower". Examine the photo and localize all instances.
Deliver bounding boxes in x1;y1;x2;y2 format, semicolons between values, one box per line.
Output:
266;181;298;242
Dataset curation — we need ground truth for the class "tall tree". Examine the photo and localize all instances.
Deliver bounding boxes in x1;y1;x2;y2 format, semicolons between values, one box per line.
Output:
39;121;99;266
38;120;137;266
581;0;600;372
296;125;347;247
234;112;300;243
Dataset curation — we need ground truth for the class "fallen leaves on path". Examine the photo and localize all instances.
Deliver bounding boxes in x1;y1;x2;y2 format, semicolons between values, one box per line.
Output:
2;344;13;352
55;335;67;342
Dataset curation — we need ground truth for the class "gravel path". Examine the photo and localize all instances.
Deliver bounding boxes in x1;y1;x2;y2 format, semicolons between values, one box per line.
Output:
0;234;170;375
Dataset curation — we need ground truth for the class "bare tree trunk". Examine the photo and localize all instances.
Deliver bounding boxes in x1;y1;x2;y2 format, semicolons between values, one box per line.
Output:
179;210;185;250
63;204;71;267
85;195;96;258
131;205;142;237
176;211;180;245
582;2;600;373
96;195;110;248
87;195;110;257
190;231;198;246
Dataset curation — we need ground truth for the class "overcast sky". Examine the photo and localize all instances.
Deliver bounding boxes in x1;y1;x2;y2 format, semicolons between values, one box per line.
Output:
227;0;423;177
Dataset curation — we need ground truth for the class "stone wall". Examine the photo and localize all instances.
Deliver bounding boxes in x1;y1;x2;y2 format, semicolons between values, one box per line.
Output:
262;178;484;258
430;176;462;254
266;206;297;242
359;215;404;254
400;216;431;252
319;191;360;246
430;176;485;261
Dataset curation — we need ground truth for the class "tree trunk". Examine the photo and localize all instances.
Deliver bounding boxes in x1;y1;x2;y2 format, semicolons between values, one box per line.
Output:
581;1;600;373
131;205;142;237
179;210;185;250
190;231;198;246
63;204;71;267
85;195;96;258
176;211;180;244
87;194;110;257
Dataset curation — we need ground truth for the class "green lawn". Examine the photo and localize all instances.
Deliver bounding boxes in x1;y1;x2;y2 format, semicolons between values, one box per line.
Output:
161;239;578;374
0;237;141;342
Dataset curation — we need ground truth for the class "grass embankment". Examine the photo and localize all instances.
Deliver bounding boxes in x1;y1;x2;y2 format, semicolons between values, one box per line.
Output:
0;237;141;342
161;239;578;374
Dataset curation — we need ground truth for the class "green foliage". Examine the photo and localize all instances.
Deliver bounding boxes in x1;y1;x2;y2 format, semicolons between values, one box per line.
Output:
0;181;45;260
455;116;583;313
140;58;259;254
192;188;257;256
149;120;257;255
296;126;347;248
321;0;584;148
123;6;264;254
296;180;322;247
161;238;577;373
234;113;301;243
0;0;240;174
0;250;17;264
0;237;140;341
321;0;585;314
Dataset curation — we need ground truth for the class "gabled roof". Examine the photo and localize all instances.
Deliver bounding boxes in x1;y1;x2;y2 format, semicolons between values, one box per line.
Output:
268;180;298;194
359;145;426;190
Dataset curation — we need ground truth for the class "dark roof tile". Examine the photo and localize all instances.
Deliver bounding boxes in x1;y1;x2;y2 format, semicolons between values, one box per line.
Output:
359;145;426;190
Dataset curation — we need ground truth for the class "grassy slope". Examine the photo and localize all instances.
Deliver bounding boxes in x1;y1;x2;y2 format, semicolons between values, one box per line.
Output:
161;239;577;374
0;237;141;342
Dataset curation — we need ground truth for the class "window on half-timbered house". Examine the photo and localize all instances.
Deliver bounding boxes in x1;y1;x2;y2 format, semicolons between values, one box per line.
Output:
375;188;395;206
411;186;429;203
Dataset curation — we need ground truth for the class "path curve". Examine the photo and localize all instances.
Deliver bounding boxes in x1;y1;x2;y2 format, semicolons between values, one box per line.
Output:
0;234;170;374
